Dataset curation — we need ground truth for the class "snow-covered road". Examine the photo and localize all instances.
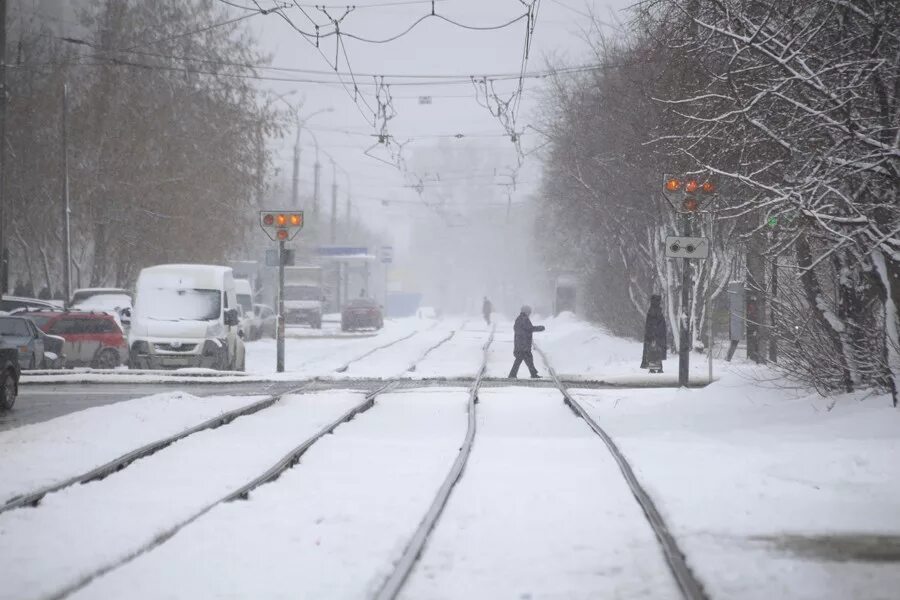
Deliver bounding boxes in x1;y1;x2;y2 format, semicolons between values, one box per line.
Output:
2;313;898;599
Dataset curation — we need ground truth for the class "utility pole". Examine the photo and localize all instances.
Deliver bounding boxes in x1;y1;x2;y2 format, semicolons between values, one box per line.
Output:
0;0;7;294
679;212;692;386
62;83;72;306
277;239;285;372
746;218;767;363
312;158;320;217
290;125;300;208
330;159;337;244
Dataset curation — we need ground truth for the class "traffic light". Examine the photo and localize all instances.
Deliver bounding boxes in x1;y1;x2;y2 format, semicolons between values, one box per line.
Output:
662;175;716;213
259;210;304;241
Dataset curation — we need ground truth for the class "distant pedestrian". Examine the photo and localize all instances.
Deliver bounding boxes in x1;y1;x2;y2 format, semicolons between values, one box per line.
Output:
509;305;545;379
482;296;492;325
641;294;667;374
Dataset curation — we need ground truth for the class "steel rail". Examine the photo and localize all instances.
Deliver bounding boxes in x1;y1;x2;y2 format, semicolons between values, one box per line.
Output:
334;325;436;373
534;345;709;600
406;321;466;372
49;380;395;600
0;385;310;514
371;325;495;600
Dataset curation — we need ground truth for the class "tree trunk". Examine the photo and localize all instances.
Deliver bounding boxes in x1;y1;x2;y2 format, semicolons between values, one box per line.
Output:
871;249;900;407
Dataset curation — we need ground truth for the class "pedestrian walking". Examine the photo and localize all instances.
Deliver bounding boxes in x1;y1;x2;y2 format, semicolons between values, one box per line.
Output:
509;305;545;378
482;296;493;325
641;294;667;374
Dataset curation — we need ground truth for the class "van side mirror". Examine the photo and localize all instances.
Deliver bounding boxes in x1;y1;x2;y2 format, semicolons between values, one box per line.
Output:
224;308;240;326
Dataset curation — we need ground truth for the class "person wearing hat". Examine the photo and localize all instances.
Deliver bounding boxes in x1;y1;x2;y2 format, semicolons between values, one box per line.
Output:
509;305;545;378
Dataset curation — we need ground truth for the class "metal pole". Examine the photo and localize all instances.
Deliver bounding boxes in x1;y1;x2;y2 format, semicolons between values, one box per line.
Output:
62;83;72;306
679;213;691;387
0;0;8;294
312;159;320;217
276;240;285;373
291;125;300;208
330;160;337;244
707;211;713;384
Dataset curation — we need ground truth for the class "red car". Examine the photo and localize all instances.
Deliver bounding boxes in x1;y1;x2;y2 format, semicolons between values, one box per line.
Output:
341;298;384;331
31;311;127;369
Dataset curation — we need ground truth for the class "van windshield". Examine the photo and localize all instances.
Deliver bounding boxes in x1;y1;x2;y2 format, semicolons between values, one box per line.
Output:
138;288;221;321
237;294;252;313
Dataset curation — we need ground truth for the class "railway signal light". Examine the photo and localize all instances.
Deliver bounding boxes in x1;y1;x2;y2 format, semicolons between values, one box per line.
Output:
259;210;305;241
662;174;717;213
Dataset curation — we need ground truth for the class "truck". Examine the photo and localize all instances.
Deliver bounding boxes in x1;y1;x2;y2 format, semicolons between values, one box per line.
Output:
284;266;324;329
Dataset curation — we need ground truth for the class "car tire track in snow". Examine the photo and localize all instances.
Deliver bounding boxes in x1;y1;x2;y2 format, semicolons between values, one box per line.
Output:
335;320;441;373
371;324;495;600
0;388;303;515
25;384;391;600
535;344;709;600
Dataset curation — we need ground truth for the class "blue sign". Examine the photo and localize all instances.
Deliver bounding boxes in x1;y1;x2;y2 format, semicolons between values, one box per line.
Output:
316;246;368;257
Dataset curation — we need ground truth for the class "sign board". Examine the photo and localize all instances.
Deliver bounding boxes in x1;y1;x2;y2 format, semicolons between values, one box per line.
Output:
265;248;295;267
316;246;368;257
418;96;432;105
259;210;304;241
665;236;710;260
380;245;393;264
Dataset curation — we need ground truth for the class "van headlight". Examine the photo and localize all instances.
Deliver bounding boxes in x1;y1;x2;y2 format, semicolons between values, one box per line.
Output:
131;341;150;355
202;339;222;356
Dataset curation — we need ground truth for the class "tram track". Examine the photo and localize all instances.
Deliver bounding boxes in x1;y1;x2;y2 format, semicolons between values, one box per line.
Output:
372;325;495;600
33;324;484;600
535;345;709;600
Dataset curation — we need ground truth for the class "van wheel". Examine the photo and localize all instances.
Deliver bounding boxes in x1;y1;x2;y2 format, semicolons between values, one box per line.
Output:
0;369;17;410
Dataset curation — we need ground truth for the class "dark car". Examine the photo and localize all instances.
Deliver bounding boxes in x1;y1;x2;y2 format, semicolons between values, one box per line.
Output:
0;315;47;370
341;298;384;332
38;312;127;369
0;347;20;410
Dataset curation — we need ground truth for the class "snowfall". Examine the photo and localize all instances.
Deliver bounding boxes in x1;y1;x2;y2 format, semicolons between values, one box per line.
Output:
2;313;898;599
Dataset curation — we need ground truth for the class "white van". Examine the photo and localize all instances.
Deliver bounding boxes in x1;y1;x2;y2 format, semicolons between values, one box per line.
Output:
128;264;245;371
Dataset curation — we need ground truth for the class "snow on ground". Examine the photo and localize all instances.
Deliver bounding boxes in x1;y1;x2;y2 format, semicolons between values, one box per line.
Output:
71;388;470;600
0;391;365;600
0;392;263;506
338;319;462;379
569;373;900;600
410;320;492;379
535;311;713;383
402;387;680;599
244;316;435;377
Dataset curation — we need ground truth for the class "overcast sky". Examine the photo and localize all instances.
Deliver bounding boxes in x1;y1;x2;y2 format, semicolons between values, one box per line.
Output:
236;0;634;241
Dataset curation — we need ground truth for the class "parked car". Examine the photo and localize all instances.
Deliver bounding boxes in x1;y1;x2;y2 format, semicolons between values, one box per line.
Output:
16;311;68;368
235;279;259;340
0;346;20;410
0;315;47;369
341;298;384;331
69;288;132;311
69;288;133;331
253;303;277;338
0;295;59;313
38;312;127;369
129;264;245;371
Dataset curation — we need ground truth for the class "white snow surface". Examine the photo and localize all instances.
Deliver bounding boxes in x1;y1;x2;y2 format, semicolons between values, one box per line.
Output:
0;391;365;600
401;387;680;599
570;374;900;600
0;392;262;506
71;389;470;600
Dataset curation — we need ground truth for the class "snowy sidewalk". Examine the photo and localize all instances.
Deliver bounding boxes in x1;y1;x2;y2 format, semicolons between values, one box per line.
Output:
401;387;681;599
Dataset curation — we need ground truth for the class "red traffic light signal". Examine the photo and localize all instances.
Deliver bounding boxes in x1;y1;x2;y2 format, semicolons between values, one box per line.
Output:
682;197;699;212
664;178;682;192
259;210;305;241
702;181;716;194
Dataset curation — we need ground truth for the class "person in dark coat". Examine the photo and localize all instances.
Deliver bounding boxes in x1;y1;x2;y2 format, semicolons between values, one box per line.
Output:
641;294;667;374
509;305;545;378
482;297;492;325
